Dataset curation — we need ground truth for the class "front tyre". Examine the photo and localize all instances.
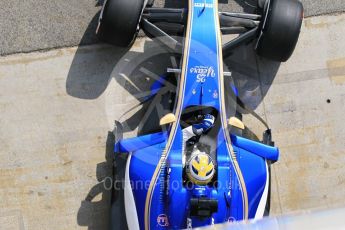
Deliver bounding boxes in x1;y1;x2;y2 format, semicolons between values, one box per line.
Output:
97;0;145;47
256;0;304;62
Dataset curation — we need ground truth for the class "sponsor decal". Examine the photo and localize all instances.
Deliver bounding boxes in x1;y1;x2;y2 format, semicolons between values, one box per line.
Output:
213;90;218;99
194;2;213;8
228;216;236;222
190;66;216;83
157;214;169;227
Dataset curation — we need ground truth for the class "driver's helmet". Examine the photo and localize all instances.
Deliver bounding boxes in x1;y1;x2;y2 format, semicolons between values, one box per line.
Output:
186;148;215;185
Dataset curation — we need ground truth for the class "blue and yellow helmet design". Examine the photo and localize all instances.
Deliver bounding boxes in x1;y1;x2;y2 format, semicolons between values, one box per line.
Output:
186;150;215;185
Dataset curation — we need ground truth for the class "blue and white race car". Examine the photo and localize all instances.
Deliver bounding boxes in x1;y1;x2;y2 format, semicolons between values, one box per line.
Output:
97;0;303;229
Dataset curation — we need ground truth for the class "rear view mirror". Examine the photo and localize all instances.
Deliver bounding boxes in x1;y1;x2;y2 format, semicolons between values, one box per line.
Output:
228;117;245;130
160;113;176;126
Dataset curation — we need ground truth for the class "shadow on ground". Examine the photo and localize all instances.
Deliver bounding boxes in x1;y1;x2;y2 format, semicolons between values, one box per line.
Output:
66;13;129;100
76;132;114;230
68;2;280;229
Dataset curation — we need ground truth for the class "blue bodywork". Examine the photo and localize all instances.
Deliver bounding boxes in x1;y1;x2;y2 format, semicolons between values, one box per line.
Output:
115;0;279;229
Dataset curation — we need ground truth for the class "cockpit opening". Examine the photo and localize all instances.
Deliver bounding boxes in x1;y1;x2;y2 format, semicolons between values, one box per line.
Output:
180;106;220;187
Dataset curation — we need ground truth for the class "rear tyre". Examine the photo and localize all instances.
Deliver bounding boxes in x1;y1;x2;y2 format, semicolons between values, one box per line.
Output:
256;0;303;62
97;0;145;47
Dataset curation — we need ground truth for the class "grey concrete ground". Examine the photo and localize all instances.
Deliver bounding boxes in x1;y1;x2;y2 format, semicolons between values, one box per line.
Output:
1;0;345;56
1;13;345;229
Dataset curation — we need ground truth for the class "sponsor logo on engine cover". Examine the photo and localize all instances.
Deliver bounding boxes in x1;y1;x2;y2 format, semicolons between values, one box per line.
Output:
190;66;216;82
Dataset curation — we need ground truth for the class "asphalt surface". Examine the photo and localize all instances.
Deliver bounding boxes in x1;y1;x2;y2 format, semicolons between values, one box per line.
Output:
0;0;345;55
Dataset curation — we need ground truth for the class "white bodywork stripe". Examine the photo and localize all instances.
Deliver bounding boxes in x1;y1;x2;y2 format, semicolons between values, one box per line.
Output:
124;154;140;230
254;161;269;219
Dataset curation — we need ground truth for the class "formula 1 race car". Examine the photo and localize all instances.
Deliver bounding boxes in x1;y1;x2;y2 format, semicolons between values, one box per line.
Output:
96;0;303;229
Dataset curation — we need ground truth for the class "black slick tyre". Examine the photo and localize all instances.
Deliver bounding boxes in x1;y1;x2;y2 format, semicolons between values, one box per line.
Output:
97;0;145;47
256;0;304;62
